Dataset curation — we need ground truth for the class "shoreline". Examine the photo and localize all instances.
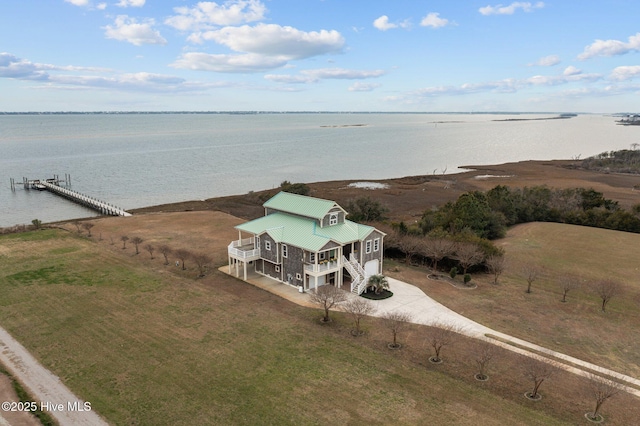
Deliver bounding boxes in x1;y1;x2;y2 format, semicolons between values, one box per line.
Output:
4;158;637;230
130;159;640;223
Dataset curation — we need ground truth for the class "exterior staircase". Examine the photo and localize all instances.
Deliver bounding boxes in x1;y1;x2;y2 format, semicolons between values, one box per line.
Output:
342;254;367;295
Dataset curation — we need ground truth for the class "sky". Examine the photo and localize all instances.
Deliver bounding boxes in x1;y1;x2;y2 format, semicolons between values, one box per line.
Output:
1;0;639;112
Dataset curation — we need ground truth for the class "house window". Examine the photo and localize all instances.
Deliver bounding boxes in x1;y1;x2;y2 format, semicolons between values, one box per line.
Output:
310;253;316;263
275;265;280;272
373;238;380;252
255;236;260;249
365;240;372;254
319;252;326;261
329;213;338;225
265;241;271;251
296;273;302;280
282;244;288;258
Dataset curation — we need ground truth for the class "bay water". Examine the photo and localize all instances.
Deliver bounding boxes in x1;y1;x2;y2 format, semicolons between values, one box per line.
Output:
0;113;635;228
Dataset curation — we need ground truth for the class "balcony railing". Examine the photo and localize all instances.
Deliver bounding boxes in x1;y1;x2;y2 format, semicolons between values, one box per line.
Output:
228;238;260;260
304;260;340;273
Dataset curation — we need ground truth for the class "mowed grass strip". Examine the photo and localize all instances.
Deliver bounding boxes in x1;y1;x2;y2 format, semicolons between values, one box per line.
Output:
0;229;574;425
389;222;640;378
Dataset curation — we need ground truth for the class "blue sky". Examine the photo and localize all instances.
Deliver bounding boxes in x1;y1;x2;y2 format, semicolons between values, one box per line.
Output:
1;0;639;112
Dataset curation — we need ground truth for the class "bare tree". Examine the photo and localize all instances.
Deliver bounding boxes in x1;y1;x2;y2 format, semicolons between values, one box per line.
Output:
192;252;213;277
421;238;456;272
396;234;422;265
130;236;143;254
585;374;621;421
595;279;620;312
485;254;506;285
523;265;540;294
120;235;129;249
523;357;557;400
559;275;581;303
453;243;485;275
427;322;462;363
109;236;115;245
308;285;347;323
72;220;81;233
81;222;94;237
144;244;155;259
382;311;413;349
174;248;191;270
474;341;496;381
158;245;172;265
342;297;376;336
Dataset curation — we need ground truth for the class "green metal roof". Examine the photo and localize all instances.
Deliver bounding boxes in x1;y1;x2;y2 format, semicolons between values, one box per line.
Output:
236;212;375;252
262;191;343;220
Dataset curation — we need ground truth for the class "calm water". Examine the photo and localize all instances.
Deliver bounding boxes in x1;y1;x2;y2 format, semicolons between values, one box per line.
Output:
0;113;634;227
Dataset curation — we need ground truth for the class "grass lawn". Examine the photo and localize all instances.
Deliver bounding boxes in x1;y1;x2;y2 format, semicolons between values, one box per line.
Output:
386;222;640;380
1;217;639;425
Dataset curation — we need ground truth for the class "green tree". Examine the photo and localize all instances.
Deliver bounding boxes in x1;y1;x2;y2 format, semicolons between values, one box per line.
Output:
367;274;389;295
346;196;388;222
280;181;310;196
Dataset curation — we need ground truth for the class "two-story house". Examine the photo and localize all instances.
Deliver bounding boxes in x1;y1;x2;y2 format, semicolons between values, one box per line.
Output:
227;192;385;294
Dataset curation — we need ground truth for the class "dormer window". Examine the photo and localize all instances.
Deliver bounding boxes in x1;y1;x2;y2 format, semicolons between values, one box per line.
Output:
329;213;338;226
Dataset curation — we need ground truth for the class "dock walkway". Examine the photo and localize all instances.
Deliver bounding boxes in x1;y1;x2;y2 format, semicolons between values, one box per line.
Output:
39;180;131;217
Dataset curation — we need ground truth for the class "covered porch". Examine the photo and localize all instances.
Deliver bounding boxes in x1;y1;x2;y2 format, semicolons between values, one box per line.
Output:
228;236;260;281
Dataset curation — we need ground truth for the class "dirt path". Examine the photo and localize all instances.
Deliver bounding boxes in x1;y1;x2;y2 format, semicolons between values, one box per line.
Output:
0;327;109;426
0;374;40;426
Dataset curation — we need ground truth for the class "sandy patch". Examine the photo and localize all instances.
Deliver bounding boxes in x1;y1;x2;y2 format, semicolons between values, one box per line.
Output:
347;182;390;190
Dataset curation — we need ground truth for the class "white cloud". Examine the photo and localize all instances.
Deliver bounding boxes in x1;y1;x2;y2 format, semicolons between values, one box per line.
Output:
610;65;640;81
348;82;381;92
578;32;640;60
373;15;410;31
0;53;219;93
530;54;560;67
165;0;266;31
171;52;288;73
104;15;167;46
97;3;107;10
405;68;602;101
116;0;145;7
195;24;344;59
479;2;544;16
563;66;581;76
0;53;49;80
373;16;396;31
420;13;450;29
265;68;385;84
64;0;90;6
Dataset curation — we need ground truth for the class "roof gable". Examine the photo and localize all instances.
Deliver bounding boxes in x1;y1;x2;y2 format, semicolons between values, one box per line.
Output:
263;192;345;221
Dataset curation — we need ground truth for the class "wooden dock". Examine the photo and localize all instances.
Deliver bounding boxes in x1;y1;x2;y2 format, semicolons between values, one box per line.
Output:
10;176;131;217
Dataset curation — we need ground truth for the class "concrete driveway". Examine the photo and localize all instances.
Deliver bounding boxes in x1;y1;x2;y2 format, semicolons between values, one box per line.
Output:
222;267;640;397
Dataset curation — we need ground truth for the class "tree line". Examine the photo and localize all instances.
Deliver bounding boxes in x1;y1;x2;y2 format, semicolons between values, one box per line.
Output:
420;185;640;238
71;221;214;278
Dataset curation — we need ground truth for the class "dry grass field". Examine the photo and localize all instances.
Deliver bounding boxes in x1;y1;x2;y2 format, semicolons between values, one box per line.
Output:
386;222;640;379
1;212;639;424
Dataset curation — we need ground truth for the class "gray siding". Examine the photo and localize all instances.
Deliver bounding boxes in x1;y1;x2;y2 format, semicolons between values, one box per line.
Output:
260;233;279;264
281;245;304;286
321;208;346;227
361;230;385;265
263;261;280;280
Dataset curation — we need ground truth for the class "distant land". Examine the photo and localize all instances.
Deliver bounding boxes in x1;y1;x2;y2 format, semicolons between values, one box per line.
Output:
0;110;595;115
